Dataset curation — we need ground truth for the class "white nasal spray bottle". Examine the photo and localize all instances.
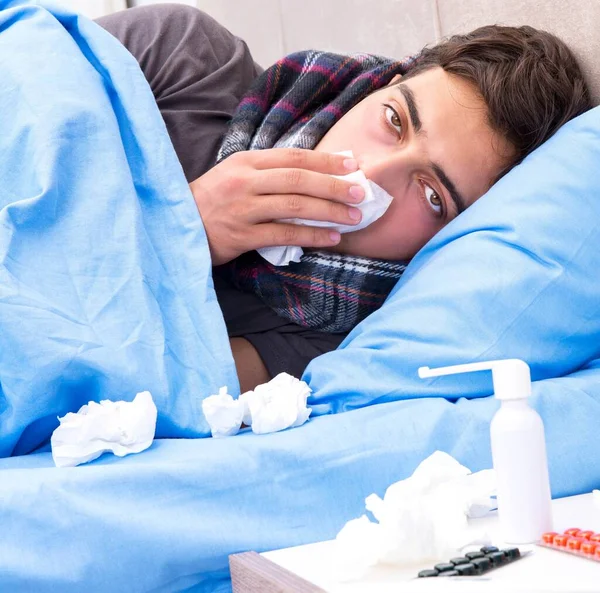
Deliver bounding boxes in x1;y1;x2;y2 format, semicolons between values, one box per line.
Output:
418;359;552;543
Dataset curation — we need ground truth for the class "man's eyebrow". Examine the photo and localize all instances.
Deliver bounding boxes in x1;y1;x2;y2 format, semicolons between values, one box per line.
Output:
431;163;467;215
396;84;422;133
396;83;467;215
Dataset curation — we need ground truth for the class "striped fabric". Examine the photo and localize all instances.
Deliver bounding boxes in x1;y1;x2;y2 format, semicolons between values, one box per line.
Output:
217;50;415;333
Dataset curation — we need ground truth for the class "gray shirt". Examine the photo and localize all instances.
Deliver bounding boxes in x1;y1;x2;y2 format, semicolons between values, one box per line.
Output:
97;4;345;379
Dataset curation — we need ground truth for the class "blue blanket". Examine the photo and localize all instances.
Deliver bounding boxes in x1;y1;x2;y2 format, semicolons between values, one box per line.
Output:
0;0;237;457
0;366;599;593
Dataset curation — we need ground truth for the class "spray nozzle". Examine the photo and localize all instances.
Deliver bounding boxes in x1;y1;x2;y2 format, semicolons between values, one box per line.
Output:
418;359;531;400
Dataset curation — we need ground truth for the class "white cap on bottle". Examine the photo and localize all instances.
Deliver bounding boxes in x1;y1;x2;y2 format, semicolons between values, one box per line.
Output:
418;359;531;400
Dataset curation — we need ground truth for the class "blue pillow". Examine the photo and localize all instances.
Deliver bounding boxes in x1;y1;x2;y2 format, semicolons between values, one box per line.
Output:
305;106;600;413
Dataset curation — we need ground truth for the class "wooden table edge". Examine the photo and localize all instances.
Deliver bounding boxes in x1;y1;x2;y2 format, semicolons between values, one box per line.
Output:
230;551;326;593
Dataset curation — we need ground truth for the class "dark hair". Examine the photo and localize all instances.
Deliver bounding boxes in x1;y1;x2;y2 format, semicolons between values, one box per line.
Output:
403;25;592;179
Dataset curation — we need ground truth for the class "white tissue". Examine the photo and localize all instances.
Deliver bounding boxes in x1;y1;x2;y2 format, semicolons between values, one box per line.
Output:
202;386;245;438
334;451;496;580
51;391;157;468
201;373;312;437
258;150;394;266
240;372;312;434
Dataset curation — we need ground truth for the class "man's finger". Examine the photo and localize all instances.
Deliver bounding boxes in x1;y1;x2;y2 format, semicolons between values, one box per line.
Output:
247;147;358;175
254;222;342;249
247;193;362;226
251;169;365;204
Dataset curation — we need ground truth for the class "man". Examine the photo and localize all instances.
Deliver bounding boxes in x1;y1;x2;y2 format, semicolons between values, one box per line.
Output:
97;4;591;392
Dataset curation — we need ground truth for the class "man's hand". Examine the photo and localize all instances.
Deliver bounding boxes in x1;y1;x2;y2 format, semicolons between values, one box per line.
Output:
189;148;365;265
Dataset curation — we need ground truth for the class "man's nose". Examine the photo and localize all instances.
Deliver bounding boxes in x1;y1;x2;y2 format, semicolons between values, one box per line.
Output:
357;149;420;187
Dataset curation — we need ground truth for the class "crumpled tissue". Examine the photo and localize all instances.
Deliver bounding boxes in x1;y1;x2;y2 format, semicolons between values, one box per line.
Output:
51;391;157;468
201;386;245;438
334;451;496;580
240;372;312;434
258;150;394;266
201;372;312;437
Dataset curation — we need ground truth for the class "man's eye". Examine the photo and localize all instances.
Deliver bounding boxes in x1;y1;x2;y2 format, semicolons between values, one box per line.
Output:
384;105;402;135
424;184;443;214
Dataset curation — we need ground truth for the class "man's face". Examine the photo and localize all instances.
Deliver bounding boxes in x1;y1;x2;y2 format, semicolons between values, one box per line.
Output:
315;67;515;260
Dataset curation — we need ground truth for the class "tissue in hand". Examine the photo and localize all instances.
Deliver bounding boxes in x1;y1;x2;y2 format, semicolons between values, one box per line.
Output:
334;451;496;580
201;372;312;436
51;391;157;468
257;150;394;266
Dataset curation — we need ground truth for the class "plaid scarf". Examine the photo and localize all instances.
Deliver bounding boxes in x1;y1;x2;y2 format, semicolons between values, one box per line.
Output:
216;50;415;333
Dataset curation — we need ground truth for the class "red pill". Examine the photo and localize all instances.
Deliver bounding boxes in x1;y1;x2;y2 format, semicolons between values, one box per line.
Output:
542;532;558;544
554;534;569;547
590;533;600;544
578;530;594;541
567;538;582;551
595;547;600;560
581;542;597;555
564;528;582;537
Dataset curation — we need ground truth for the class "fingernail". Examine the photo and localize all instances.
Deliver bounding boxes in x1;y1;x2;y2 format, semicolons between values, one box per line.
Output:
349;185;365;202
343;158;358;171
329;231;341;243
348;207;361;221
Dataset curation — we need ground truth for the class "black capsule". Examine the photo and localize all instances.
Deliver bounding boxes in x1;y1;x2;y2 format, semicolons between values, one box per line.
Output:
488;551;507;565
449;556;469;565
480;545;499;554
502;547;521;560
434;562;455;572
418;569;439;578
465;550;485;560
471;556;492;574
438;570;459;577
454;563;476;576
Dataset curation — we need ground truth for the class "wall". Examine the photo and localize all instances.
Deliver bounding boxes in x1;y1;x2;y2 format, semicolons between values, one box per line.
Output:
191;0;440;67
59;0;600;103
190;0;600;104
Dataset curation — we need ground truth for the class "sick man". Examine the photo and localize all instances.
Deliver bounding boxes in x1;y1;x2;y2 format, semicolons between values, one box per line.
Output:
98;4;591;391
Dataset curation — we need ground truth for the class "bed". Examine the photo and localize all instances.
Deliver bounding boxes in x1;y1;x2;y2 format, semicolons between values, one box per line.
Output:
1;1;600;592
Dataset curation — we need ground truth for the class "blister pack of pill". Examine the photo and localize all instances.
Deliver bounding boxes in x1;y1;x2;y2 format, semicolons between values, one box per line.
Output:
539;529;600;561
417;545;522;578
